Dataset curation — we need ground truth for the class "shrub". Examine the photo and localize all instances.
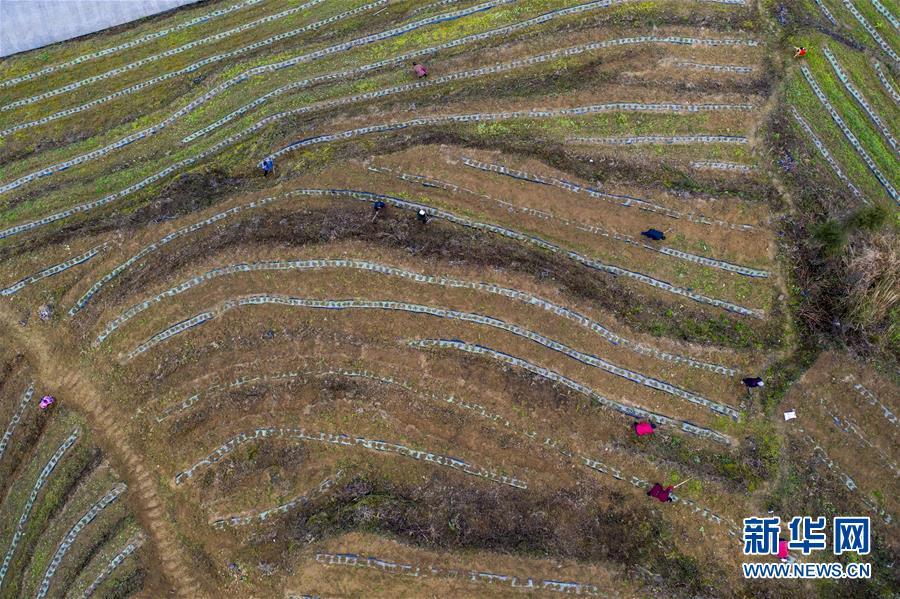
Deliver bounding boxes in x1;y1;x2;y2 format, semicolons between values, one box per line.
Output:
848;204;891;232
813;219;847;256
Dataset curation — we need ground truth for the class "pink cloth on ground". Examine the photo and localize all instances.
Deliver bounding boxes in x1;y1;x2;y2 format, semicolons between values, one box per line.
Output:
635;422;654;436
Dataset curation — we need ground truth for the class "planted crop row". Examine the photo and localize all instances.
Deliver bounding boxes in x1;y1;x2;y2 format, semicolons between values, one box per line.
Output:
823;46;898;153
81;535;143;598
874;61;900;104
125;294;736;418
185;33;760;143
290;189;760;315
790;106;863;199
70;182;727;377
460;157;756;231
0;429;80;588
35;483;127;599
410;338;732;444
211;471;343;527
169;363;736;531
411;0;465;16
675;62;753;72
180;0;643;141
569;134;749;145
815;0;838;25
160;369;416;421
11;182;759;317
0;245;105;296
1;0;329;112
869;0;899;29
690;160;755;172
371;165;768;279
0;383;34;463
0;0;267;88
579;454;736;530
1;33;759;195
4;14;749;240
852;381;898;424
170;199;760;317
840;0;900;64
0;0;388;137
173;427;528;488
0;94;751;242
805;433;892;523
816;395;899;476
97;258;736;376
800;65;898;202
316;552;601;595
70;195;284;315
270;102;755;159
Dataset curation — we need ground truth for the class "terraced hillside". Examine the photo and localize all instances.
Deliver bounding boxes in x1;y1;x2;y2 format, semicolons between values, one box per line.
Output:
0;354;149;598
0;0;897;596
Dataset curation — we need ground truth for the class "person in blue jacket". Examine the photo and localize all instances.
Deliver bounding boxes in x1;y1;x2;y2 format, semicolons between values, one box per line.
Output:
260;157;274;177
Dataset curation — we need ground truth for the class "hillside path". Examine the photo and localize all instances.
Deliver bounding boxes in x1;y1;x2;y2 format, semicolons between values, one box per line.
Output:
0;305;205;598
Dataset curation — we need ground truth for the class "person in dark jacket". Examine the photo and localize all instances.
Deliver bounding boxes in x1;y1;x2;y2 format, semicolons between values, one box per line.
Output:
742;377;764;388
417;208;429;224
372;200;386;222
641;228;666;241
260;157;274;177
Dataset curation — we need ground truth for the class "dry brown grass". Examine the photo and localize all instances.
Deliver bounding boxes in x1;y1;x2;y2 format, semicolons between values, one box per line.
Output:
843;229;900;352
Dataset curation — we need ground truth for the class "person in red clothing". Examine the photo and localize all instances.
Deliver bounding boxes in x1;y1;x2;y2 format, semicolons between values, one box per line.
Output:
412;61;428;78
777;538;789;561
647;482;674;502
634;421;656;436
794;46;807;58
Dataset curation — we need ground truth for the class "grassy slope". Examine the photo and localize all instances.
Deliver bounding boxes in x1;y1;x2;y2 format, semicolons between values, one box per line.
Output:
785;40;897;203
0;0;757;230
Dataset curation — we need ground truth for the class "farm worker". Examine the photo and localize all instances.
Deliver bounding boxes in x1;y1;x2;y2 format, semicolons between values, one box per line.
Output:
777;538;789;560
634;421;656;436
794;46;807;58
412;62;428;78
641;228;666;241
647;482;674;502
260;157;274;176
417;208;429;223
742;377;764;388
372;200;387;223
39;395;55;410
